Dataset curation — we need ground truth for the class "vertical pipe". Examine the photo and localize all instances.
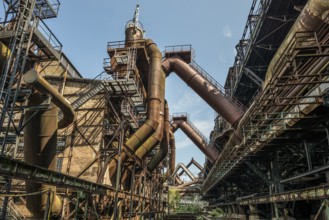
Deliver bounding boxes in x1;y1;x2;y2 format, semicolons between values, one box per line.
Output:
304;140;312;171
129;164;135;220
135;39;166;160
147;101;170;171
108;38;164;179
113;128;124;219
43;189;51;220
24;93;62;218
169;131;176;175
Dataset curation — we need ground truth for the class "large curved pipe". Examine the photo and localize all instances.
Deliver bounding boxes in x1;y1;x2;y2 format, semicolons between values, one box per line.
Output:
108;39;165;179
23;69;76;129
23;69;77;217
162;58;244;129
173;163;195;181
147;101;170;171
24;97;62;218
135;39;166;160
171;119;218;163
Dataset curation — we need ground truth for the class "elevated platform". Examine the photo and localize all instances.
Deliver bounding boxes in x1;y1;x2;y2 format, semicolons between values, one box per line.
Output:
0;19;62;61
4;0;60;19
164;45;192;64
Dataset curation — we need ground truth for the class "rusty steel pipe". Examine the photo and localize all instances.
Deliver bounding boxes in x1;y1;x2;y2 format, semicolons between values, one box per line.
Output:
24;94;62;218
169;131;176;175
135;39;166;160
173;163;195;181
147;101;170;171
162;58;243;129
179;158;203;176
175;180;203;189
108;39;165;179
172;119;218;163
107;119;158;180
23;69;76;129
23;69;77;217
175;176;183;185
191;158;203;171
264;0;329;88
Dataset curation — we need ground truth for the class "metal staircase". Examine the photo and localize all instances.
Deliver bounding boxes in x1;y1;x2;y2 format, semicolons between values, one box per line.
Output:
0;0;36;155
58;79;104;121
71;82;104;110
0;198;24;220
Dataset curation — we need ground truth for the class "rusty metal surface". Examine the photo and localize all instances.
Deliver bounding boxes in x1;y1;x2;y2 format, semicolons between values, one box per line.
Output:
203;0;329;195
135;39;166;160
169;131;176;175
24;94;62;218
147;101;170;171
171;118;218;163
23;69;76;129
162;57;243;129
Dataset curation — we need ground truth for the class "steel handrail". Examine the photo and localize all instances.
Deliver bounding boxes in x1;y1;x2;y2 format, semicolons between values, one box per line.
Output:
190;61;246;112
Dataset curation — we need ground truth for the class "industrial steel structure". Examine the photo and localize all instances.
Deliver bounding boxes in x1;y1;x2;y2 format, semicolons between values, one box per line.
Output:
1;0;329;219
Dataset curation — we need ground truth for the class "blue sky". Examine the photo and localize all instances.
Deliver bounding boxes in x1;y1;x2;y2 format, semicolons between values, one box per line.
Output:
45;0;252;177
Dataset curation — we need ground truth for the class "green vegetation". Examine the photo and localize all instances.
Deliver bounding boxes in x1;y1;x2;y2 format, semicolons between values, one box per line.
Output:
168;188;181;211
209;207;224;217
176;203;202;212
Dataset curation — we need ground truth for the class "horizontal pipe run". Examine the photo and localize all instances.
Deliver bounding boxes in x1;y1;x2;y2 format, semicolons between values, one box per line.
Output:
263;0;329;88
23;69;76;129
281;164;329;183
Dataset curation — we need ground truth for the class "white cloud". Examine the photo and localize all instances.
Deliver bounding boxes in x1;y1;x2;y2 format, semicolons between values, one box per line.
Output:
219;53;227;63
222;25;232;38
192;119;214;137
171;91;201;112
176;138;193;149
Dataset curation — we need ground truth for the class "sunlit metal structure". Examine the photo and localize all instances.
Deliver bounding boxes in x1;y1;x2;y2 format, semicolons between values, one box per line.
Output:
1;0;329;219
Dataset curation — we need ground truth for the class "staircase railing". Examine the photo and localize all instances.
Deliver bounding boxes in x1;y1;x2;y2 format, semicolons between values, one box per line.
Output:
189;61;246;112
